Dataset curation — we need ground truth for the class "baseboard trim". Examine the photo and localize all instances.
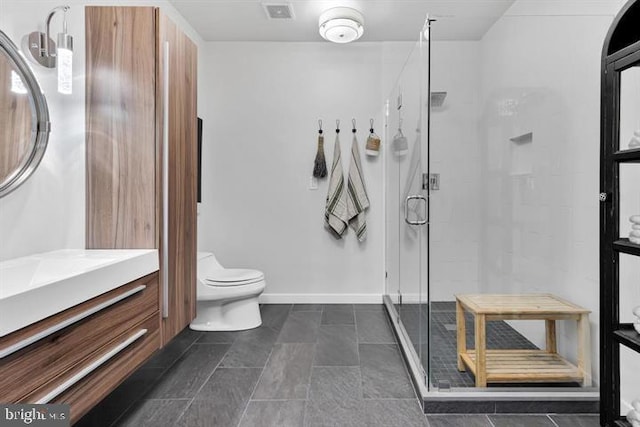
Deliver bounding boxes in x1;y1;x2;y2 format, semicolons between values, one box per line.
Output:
258;293;383;304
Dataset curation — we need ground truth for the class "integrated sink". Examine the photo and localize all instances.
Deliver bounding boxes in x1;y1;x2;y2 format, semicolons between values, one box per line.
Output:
0;249;159;337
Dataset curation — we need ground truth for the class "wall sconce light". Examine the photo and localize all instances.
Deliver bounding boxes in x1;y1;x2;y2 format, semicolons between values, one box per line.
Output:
25;5;73;95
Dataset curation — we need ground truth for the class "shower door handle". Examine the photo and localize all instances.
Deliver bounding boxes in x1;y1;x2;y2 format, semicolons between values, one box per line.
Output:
404;195;427;226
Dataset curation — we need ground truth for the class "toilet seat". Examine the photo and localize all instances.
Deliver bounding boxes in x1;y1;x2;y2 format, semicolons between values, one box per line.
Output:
205;268;264;287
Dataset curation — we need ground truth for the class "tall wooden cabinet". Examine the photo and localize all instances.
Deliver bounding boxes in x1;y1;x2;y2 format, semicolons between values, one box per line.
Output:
600;0;640;425
86;6;197;346
156;10;198;344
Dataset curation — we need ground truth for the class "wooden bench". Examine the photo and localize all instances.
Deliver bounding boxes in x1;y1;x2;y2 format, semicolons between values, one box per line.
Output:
455;294;591;388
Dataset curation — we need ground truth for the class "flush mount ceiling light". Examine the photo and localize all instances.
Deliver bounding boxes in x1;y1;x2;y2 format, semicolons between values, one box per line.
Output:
319;7;364;44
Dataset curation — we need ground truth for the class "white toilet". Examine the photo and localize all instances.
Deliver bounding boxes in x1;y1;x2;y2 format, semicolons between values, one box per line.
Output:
190;252;266;331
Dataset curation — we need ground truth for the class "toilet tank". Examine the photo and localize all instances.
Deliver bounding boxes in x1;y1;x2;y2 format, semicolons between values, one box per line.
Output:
197;252;224;279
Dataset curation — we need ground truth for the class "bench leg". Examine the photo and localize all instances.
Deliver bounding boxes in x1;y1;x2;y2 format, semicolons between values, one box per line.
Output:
456;300;466;371
545;320;557;353
578;314;592;387
475;314;487;387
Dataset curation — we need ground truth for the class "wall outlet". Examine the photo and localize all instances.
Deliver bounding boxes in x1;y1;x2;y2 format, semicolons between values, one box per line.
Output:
309;176;318;190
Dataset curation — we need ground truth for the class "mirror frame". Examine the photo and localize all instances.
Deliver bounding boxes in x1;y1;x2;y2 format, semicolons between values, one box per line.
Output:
0;30;50;198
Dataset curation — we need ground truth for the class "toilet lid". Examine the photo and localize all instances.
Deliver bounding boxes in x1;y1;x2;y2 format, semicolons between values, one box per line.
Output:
204;269;264;287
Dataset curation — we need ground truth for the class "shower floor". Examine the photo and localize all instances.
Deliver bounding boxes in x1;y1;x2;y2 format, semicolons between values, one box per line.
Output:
397;301;556;388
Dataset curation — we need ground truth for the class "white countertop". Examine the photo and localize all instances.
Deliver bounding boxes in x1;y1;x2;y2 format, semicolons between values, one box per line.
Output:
0;249;159;337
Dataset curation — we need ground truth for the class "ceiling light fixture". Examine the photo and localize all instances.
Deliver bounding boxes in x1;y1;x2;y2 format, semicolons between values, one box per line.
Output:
318;7;364;44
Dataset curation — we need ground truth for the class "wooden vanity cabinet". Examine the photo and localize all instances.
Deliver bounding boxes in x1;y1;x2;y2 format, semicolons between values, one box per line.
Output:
0;273;160;424
85;6;198;346
0;6;196;424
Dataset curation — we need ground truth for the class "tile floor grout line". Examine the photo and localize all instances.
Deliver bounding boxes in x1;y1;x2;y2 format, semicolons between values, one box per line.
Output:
173;339;235;424
305;344;318;402
547;414;560;427
486;414;496;427
106;333;202;427
237;342;277;427
106;372;168;427
353;306;362;365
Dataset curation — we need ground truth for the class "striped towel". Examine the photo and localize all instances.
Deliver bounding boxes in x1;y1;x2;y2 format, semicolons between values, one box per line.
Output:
347;134;370;242
324;134;348;237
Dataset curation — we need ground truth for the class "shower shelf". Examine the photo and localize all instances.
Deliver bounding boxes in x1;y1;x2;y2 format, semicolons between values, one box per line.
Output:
509;132;533;143
613;147;640;162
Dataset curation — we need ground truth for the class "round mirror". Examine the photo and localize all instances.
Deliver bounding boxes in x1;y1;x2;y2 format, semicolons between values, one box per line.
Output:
0;30;50;198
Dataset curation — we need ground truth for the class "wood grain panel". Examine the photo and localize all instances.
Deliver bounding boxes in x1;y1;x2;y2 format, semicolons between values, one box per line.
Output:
0;53;32;184
0;273;158;403
49;314;160;424
156;10;198;345
85;6;157;249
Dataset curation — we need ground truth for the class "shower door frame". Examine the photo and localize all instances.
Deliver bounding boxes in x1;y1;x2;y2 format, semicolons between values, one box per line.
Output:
382;23;432;399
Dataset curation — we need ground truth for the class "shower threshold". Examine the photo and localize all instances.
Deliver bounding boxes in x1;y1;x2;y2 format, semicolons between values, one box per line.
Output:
382;296;599;414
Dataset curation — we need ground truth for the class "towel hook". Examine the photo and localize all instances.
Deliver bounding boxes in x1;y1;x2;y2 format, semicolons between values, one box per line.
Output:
336;119;340;133
352;118;357;133
318;119;323;134
369;118;374;133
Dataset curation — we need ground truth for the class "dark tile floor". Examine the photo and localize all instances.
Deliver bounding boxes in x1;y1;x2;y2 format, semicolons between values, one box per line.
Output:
76;304;599;427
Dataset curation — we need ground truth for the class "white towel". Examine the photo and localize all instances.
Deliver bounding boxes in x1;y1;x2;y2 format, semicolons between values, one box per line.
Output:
347;134;370;242
325;134;348;237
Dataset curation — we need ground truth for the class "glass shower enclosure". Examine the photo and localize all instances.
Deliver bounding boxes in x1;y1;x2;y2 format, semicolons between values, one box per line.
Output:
384;22;431;397
383;16;599;409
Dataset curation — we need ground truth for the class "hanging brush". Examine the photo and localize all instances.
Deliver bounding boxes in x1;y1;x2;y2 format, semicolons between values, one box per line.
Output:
313;119;328;178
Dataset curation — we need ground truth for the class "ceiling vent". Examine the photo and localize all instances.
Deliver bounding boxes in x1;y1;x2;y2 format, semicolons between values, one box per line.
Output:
263;3;295;20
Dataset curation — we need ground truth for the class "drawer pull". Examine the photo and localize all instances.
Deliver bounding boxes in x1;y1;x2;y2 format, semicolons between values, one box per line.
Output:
35;328;148;404
0;285;147;359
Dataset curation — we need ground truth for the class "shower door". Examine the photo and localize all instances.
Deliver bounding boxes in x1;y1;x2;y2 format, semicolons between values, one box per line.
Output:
384;36;430;389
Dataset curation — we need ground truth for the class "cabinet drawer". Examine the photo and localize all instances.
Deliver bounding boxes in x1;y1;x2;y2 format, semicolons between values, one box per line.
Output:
36;314;160;423
0;272;159;403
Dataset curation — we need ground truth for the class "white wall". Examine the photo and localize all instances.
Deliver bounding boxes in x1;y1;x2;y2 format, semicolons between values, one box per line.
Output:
478;0;624;388
198;40;482;303
429;42;482;301
0;0;203;261
198;41;386;303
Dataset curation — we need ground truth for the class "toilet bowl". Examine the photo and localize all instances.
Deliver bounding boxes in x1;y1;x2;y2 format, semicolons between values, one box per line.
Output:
190;252;265;331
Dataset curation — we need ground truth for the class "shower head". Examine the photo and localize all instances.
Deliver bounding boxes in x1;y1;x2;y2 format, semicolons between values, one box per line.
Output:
430;91;447;107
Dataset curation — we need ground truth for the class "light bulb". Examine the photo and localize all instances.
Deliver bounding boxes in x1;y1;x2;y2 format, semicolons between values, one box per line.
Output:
57;47;72;95
57;21;73;95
